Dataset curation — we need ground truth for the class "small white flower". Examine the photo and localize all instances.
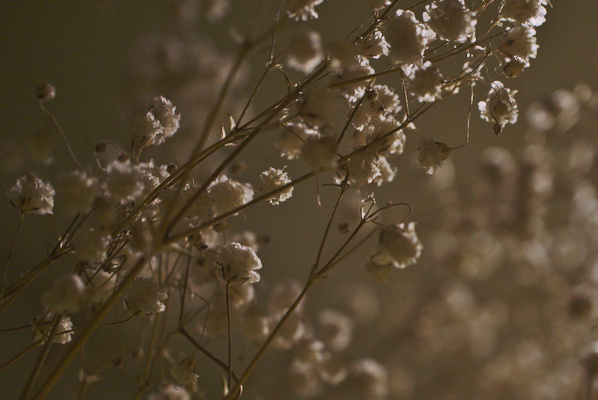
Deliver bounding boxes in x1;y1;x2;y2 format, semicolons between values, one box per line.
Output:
56;171;99;215
216;242;262;284
103;160;145;204
358;30;390;59
382;9;435;65
284;0;324;20
33;313;74;345
478;81;518;134
406;61;444;102
171;357;199;386
299;86;348;129
7;174;55;215
276;122;320;160
126;278;168;315
131;111;163;154
207;175;253;215
318;309;354;351
373;222;423;268
499;26;538;64
499;0;547;27
42;274;86;314
286;31;323;74
73;227;111;262
149;96;181;144
423;0;477;43
417;136;452;175
260;167;293;205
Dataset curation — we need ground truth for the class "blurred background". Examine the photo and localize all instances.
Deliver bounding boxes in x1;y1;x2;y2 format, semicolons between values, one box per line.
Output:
2;1;598;399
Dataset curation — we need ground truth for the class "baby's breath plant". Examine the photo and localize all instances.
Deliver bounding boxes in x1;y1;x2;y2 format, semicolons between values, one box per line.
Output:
4;1;597;400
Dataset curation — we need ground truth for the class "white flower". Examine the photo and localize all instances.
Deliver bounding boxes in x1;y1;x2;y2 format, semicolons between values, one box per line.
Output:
499;26;538;64
33;313;74;345
260;167;293;205
131;111;163;153
56;171;99;215
417;136;452;175
275;122;320;160
42;274;86;314
7;174;55;215
73;228;111;262
373;222;423;268
286;31;323;74
207;175;253;215
406;61;444;102
478;81;518;134
125;278;168;315
103;160;145;204
149;96;181;144
423;0;476;43
341;358;389;399
499;0;547;27
318;309;354;351
358;30;389;59
331;60;376;102
170;357;199;386
503;56;528;78
382;9;435;65
299;86;348;129
284;0;324;20
216;242;262;284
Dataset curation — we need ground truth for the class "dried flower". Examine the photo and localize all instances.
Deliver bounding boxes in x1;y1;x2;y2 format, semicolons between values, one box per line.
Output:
216;242;262;284
260;167;293;205
417;136;452;175
41;274;86;314
373;222;423;268
478;81;518;134
286;31;323;74
7;173;55;215
125;278;168;315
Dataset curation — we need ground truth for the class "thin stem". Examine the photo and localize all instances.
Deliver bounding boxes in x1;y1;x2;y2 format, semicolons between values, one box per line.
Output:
1;212;24;298
226;282;232;391
39;101;86;172
313;180;348;273
19;313;63;400
0;338;43;374
31;256;149;400
178;327;240;384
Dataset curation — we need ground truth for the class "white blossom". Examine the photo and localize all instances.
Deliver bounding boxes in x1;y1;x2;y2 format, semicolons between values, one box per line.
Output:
406;61;444;102
499;0;547;27
207;175;253;215
33;313;74;345
382;9;435;65
318;309;354;351
42;274;86;314
7;174;55;215
36;83;56;101
260;167;293;205
131;111;163;154
286;31;323;74
170;357;199;386
299;86;348;129
373;222;423;268
56;171;99;215
285;0;324;21
276;122;320;160
301;136;338;170
149;96;181;144
423;0;476;43
417;136;452;175
126;277;168;315
103;160;145;204
216;242;262;284
499;26;538;65
358;30;389;59
478;81;518;134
